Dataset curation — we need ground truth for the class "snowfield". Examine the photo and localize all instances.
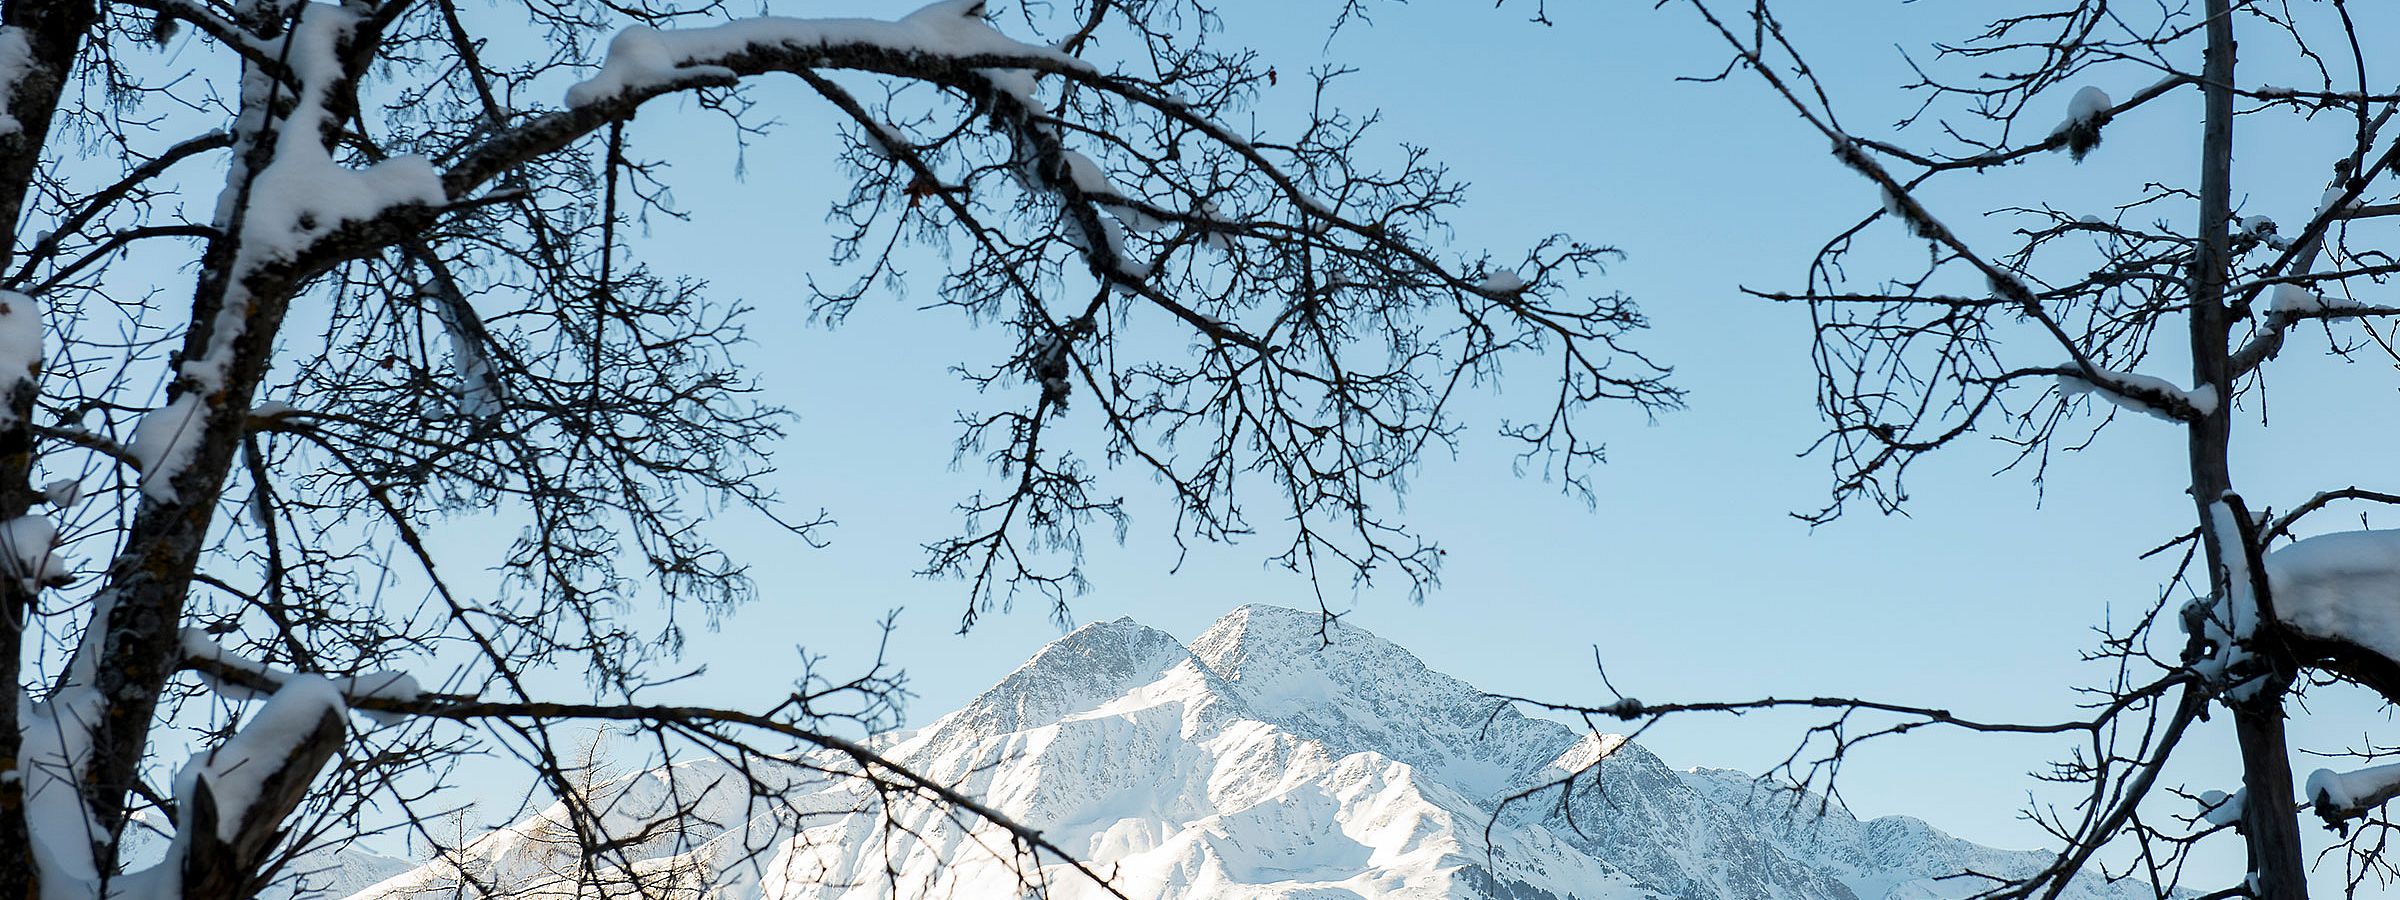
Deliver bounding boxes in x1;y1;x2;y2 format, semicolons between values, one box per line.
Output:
344;606;2164;900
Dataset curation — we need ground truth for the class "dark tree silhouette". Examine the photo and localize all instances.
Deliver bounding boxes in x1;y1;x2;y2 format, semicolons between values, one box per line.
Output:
1510;3;2400;899
0;0;1674;897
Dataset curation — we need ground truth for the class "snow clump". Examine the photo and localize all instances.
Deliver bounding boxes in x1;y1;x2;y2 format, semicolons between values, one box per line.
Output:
2051;85;2111;161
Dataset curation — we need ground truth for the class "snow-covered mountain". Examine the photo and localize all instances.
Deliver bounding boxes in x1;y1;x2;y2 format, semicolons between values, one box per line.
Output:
347;605;2158;900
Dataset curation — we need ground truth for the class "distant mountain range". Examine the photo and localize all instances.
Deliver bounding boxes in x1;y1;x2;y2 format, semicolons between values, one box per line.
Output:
341;604;2158;900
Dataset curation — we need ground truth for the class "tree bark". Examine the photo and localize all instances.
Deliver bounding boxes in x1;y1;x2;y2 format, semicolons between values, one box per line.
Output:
0;5;98;896
2189;3;2309;897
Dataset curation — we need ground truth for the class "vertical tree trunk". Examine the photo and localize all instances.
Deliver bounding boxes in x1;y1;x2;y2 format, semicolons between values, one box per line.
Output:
2234;697;2307;899
2189;3;2309;897
0;5;97;896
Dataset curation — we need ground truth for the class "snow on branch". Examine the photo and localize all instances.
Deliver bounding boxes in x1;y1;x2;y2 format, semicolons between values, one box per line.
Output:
226;6;446;273
2048;86;2111;161
172;3;446;403
2230;284;2400;374
2267;531;2400;655
441;2;1098;206
0;27;30;138
174;677;347;844
170;677;350;900
2265;283;2368;317
114;2;450;506
2052;366;2214;422
562;0;1083;109
2198;789;2245;827
2186;501;2265;695
2307;762;2400;825
181;630;422;726
2206;524;2400;707
424;284;500;419
127;395;206;503
0;515;67;594
2260;530;2400;699
21;688;107;892
0;290;42;425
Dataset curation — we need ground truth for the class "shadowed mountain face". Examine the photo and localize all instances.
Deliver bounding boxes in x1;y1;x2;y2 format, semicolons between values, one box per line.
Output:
346;606;2156;900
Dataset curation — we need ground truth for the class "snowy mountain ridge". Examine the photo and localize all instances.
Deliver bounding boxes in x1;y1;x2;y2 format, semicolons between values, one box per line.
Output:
345;605;2160;900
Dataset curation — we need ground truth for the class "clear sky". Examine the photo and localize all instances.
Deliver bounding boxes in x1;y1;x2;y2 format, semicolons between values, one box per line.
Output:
398;0;2400;895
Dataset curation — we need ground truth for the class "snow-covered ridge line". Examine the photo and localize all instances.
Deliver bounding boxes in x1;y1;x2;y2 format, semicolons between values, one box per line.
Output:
344;605;2167;900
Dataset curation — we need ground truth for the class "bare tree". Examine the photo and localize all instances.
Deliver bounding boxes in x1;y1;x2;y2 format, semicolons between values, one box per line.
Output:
0;0;1675;897
1501;2;2400;899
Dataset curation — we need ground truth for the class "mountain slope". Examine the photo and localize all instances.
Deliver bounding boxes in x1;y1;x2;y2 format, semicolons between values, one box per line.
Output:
349;605;2161;900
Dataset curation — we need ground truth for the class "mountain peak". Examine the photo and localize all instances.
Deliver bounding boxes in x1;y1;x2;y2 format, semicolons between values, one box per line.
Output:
1189;604;1416;681
1022;614;1182;674
1183;606;1585;803
934;615;1193;736
350;606;2171;900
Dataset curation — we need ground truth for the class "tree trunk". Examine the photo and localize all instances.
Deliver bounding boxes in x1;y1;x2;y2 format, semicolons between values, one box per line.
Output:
2189;3;2309;896
0;4;99;896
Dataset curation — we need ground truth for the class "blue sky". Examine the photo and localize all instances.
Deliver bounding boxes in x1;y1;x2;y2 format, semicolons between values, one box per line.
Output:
396;0;2400;893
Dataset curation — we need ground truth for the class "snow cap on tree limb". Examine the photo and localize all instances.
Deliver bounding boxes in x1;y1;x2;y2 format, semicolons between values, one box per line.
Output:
2050;85;2111;161
562;0;1075;110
